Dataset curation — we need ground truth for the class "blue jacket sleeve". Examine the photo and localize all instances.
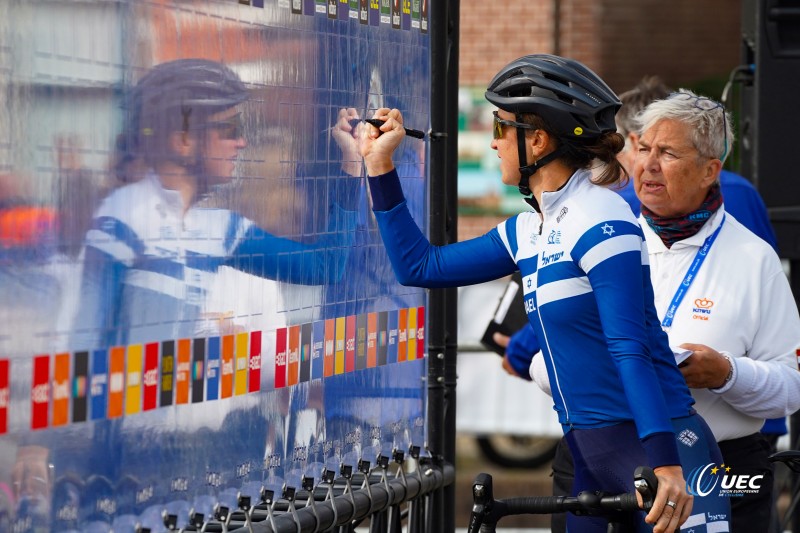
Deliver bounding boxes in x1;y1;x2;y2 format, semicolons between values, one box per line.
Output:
231;202;357;285
368;170;518;288
506;323;540;380
719;171;779;252
574;221;680;467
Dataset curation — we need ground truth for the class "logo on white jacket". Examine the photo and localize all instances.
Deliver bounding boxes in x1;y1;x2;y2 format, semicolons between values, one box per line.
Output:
692;298;714;321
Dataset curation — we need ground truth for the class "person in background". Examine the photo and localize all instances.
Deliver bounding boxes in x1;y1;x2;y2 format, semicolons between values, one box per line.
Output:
632;90;800;531
361;54;732;532
613;77;788;465
613;78;778;254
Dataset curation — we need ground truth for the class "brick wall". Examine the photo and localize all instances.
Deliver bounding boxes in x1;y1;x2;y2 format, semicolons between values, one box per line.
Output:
598;0;741;92
457;0;743;241
459;0;554;86
459;0;742;93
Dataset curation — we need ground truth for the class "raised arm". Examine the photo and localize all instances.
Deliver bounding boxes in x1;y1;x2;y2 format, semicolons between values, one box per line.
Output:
361;109;516;287
230;175;359;285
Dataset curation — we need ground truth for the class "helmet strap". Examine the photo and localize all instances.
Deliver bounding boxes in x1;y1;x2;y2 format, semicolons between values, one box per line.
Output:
515;124;564;197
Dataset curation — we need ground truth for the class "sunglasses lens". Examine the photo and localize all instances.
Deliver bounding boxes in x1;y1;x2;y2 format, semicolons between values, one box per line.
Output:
226;123;243;140
493;116;503;139
210;114;244;140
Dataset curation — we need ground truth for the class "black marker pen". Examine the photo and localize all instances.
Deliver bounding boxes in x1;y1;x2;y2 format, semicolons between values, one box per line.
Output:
364;118;426;139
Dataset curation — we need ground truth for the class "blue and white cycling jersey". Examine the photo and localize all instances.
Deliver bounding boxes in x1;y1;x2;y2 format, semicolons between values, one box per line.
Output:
369;168;695;467
73;172;357;350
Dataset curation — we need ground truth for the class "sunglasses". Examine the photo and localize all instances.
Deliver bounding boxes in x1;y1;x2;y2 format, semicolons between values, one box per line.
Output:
667;93;729;161
492;111;537;140
205;112;245;140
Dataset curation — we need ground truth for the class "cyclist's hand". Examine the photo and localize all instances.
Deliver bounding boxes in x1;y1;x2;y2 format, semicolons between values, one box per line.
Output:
644;465;692;533
361;108;405;176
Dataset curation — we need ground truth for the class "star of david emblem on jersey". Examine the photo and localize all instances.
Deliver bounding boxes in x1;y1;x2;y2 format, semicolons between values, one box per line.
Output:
601;223;615;236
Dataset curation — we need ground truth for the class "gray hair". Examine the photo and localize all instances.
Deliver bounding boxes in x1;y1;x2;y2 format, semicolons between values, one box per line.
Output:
616;76;672;138
636;89;734;164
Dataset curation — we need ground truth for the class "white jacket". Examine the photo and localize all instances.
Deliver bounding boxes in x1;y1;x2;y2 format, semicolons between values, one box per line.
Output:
532;206;800;442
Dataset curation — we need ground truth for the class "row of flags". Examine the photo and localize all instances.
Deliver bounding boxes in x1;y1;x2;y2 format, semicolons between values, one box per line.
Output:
0;307;425;434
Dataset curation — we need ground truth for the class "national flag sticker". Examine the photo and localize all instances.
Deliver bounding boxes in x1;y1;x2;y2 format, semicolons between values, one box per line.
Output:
0;359;9;434
31;355;50;430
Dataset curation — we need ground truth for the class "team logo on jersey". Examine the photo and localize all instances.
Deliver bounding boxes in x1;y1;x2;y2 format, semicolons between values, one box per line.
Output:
530;232;538;246
556;206;569;223
541;251;564;266
686;462;764;498
692;298;714;321
547;230;561;244
601;223;615;236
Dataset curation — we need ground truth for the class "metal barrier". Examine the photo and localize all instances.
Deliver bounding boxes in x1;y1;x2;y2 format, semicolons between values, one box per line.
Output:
144;447;454;533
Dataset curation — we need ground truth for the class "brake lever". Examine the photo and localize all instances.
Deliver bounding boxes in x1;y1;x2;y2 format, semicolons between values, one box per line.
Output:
468;473;494;533
633;466;659;511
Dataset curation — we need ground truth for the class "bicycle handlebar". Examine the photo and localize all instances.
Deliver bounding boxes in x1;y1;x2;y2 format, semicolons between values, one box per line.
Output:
468;466;659;533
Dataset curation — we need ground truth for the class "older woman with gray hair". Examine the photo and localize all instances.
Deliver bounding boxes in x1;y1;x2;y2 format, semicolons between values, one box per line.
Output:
634;89;800;532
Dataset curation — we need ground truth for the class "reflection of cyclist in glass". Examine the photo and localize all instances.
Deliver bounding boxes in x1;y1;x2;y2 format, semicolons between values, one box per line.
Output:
72;59;359;350
361;55;730;532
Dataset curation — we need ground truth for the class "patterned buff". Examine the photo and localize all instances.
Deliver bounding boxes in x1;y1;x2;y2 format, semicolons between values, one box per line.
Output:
641;183;723;248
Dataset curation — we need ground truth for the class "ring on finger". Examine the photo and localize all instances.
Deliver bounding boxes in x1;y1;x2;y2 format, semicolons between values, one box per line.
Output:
665;500;677;509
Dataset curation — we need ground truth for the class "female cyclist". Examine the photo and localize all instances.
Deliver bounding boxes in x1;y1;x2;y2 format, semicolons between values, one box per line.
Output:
359;55;730;532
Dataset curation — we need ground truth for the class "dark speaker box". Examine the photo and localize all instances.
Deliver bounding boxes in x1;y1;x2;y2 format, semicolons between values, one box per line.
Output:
740;0;800;258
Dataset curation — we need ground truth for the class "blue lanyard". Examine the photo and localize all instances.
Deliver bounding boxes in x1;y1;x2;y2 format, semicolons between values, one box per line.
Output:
661;215;726;329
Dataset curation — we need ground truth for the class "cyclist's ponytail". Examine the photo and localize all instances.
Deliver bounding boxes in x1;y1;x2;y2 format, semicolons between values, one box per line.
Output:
586;130;626;186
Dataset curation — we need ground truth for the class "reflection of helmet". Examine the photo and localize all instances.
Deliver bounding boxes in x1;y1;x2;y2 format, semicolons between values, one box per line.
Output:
485;54;620;140
125;59;248;156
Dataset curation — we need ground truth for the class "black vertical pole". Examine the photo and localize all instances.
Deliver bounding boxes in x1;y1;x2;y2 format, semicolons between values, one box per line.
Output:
442;1;461;532
792;260;800;533
428;1;460;533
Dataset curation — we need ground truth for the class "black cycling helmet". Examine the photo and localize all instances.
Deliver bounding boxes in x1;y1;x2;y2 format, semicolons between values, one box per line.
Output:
485;54;620;140
123;58;248;160
485;55;620;200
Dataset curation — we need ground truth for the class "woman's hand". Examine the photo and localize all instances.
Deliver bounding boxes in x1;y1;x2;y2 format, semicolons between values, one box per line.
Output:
678;343;731;389
361;107;405;177
643;464;692;532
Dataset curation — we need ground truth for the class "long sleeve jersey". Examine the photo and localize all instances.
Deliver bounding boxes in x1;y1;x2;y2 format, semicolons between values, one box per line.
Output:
72;172;357;350
369;168;696;467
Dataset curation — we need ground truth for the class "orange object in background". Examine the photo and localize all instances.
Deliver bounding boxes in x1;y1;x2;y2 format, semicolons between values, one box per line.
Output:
0;206;58;248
